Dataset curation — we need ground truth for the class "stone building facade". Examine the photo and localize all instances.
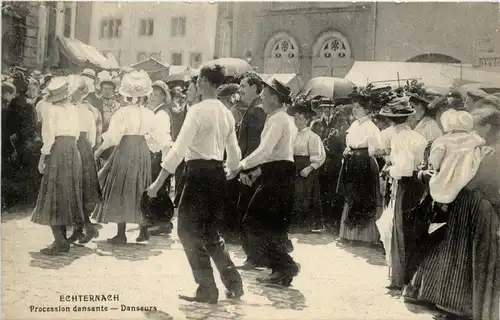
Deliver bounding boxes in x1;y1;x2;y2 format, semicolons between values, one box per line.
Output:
215;2;500;82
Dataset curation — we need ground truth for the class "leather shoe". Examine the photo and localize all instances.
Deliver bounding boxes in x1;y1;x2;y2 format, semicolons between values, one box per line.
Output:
178;294;218;304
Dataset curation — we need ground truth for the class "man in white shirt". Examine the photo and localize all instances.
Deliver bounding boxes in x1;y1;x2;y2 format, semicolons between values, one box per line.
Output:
147;64;243;304
144;80;175;236
228;79;300;286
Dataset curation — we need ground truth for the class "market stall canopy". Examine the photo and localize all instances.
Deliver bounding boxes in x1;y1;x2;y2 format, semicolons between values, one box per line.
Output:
130;57;170;81
345;61;500;89
259;73;303;94
301;77;355;100
56;36;111;70
202;58;253;77
130;57;169;73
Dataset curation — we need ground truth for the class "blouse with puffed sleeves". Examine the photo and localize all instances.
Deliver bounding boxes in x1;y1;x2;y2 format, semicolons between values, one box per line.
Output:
388;124;427;179
99;104;156;151
40;103;80;155
77;103;97;149
345;116;384;156
293;127;326;170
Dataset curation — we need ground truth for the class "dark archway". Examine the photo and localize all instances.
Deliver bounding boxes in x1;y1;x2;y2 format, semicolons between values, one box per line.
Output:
406;53;461;64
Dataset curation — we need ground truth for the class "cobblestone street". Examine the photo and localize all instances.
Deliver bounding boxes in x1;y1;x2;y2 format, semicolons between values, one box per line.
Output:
2;206;436;320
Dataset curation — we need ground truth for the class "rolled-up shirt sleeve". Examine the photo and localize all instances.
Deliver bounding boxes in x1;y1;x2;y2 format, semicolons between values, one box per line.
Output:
308;133;326;170
161;109;198;173
225;118;242;171
240;120;282;170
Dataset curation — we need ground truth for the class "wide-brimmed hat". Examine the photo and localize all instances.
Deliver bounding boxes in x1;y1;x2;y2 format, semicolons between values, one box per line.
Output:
45;76;70;103
333;97;352;107
314;97;334;109
97;70;115;88
263;78;292;103
217;83;240;99
31;70;42;79
408;92;431;105
80;68;96;79
119;70;153;98
466;89;488;101
67;74;89;97
287;98;317;118
379;96;416;117
152;80;172;104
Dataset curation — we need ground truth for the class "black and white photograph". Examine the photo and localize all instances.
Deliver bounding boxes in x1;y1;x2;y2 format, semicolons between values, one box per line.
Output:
1;1;500;319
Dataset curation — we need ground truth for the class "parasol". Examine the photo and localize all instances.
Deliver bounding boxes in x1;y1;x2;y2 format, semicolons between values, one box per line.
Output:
302;77;355;100
202;58;253;77
479;79;500;94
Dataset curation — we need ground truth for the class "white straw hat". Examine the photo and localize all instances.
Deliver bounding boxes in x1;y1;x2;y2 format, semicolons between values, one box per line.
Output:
119;70;153;98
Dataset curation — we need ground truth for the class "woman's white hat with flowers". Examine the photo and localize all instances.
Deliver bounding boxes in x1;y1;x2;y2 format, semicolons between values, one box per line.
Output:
119;70;153;98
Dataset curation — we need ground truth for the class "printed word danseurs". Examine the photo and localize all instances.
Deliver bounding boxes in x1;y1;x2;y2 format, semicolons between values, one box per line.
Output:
29;294;157;313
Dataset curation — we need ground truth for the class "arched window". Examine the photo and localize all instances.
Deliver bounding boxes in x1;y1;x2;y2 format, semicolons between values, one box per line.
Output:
406;53;461;64
312;30;352;78
264;32;300;74
270;38;297;59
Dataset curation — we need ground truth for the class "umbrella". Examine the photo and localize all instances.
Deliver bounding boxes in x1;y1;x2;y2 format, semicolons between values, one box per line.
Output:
302;77;355;100
479;79;500;94
165;67;199;84
202;58;252;77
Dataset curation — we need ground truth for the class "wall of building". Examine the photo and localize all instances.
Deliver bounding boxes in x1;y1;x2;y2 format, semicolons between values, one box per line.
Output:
74;2;92;44
89;2;218;66
222;2;500;83
374;2;500;64
226;2;373;80
1;2;39;69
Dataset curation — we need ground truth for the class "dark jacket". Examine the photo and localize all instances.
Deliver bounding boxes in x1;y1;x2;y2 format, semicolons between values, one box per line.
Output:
237;97;266;159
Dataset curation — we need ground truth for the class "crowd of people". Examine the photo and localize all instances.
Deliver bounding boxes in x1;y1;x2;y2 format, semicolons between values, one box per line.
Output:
1;63;499;319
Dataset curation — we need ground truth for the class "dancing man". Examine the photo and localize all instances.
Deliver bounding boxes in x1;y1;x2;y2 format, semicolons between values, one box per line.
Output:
229;78;300;285
147;64;243;304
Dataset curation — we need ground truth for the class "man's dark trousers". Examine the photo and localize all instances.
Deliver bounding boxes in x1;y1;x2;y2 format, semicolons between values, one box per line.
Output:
177;160;242;296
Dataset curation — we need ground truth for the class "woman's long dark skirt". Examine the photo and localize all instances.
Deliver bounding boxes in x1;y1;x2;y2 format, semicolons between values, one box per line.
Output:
339;149;381;242
403;188;500;319
77;132;102;216
92;135;151;224
390;176;427;288
291;155;323;230
242;161;298;274
32;136;84;226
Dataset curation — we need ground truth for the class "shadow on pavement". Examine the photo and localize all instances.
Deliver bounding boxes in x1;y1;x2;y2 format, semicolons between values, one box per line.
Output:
178;298;246;320
93;236;175;262
2;204;34;221
240;268;307;312
335;241;386;266
142;309;174;320
291;232;337;246
29;245;94;269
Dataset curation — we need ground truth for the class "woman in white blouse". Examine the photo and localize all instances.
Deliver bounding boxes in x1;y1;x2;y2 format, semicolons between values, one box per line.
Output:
339;93;383;244
31;77;84;255
377;97;428;290
288;99;326;232
65;75;102;244
92;71;158;244
408;93;442;143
